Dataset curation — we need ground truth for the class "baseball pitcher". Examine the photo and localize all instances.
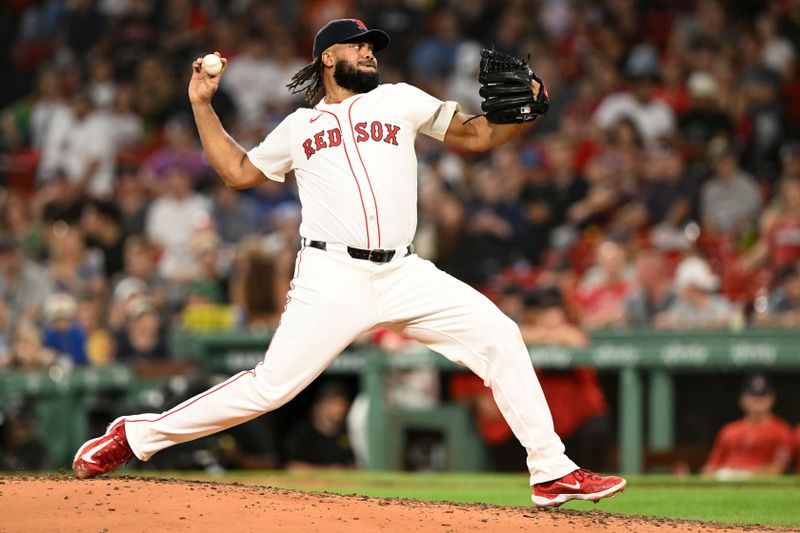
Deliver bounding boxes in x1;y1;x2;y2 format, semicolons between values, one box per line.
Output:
73;19;625;507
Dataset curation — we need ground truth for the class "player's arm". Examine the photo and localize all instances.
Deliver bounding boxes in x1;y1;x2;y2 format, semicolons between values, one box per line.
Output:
188;54;266;189
443;112;537;152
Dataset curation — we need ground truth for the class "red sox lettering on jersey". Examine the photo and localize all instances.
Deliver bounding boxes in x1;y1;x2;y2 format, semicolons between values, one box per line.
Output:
248;83;458;249
303;122;401;159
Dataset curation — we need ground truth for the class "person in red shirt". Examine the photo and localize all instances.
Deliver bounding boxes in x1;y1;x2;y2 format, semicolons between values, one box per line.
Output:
702;374;792;479
794;424;800;474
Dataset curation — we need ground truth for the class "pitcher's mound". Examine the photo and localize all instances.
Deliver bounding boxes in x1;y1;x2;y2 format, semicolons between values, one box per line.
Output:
0;476;783;532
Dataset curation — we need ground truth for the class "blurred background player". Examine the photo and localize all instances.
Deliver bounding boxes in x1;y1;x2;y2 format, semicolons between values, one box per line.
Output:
702;374;792;479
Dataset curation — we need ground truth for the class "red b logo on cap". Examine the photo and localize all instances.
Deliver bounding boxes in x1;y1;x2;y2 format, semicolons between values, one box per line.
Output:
353;19;367;30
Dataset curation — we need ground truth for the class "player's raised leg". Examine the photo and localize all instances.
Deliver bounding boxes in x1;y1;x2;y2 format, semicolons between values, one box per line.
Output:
73;246;379;478
379;255;625;506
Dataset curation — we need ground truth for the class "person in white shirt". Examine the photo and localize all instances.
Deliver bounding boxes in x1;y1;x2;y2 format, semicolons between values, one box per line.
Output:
74;18;625;507
593;66;675;147
41;91;118;198
145;165;211;282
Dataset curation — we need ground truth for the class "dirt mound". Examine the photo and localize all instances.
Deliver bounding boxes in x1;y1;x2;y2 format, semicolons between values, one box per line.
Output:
0;476;791;532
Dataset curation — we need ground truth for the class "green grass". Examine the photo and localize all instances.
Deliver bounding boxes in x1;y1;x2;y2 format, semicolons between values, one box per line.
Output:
128;471;800;528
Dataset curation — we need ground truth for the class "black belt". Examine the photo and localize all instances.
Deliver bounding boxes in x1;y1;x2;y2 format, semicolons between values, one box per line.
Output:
304;239;414;264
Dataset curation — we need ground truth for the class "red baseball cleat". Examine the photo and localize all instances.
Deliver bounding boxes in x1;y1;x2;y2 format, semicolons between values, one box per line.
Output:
532;468;626;507
72;417;133;479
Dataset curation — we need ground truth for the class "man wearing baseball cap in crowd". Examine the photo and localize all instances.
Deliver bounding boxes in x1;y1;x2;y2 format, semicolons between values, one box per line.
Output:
702;374;793;479
654;256;738;329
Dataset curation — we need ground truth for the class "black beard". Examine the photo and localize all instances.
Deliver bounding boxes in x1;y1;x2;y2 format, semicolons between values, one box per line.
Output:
333;60;379;93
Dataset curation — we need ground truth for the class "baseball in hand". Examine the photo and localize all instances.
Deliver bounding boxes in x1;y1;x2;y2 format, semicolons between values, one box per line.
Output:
203;54;223;76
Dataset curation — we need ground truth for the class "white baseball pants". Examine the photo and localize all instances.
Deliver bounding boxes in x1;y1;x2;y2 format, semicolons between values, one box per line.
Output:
125;244;578;484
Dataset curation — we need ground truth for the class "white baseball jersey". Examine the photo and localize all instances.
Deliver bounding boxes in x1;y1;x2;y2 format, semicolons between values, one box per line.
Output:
121;82;579;488
247;83;460;249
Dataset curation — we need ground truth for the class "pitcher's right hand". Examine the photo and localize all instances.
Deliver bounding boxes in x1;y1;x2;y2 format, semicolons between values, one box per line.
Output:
189;52;227;105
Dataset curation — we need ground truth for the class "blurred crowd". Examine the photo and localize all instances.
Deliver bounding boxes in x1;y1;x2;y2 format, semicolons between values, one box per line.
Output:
1;0;800;369
0;0;799;473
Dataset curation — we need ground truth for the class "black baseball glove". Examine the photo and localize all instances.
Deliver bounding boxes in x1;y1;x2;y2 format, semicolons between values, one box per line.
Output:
477;48;549;124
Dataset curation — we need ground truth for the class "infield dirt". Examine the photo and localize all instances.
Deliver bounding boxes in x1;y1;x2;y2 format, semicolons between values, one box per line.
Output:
0;476;795;532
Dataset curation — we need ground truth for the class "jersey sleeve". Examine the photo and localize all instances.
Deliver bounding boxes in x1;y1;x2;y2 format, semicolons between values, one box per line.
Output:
247;115;293;182
393;83;460;142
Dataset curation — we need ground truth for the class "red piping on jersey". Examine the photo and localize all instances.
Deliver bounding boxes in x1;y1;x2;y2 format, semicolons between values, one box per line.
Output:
314;107;371;248
127;369;256;424
348;97;382;248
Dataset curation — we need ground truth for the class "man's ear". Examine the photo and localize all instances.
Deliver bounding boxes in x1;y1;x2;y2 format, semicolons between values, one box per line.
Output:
321;49;335;68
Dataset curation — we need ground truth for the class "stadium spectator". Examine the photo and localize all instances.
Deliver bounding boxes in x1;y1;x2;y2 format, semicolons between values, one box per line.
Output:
41;293;88;366
702;374;792;478
0;190;46;261
221;33;277;125
737;176;800;274
58;91;119;199
132;55;177;126
62;0;106;57
678;71;734;178
701;143;760;239
465;165;525;283
187;228;228;305
638;143;697;234
4;319;56;370
109;236;167;315
86;55;117;110
228;239;282;330
107;84;144;150
114;296;168;363
284;381;355;470
409;8;464;93
1;65;67;152
575;240;636;329
0;237;52;330
142;115;208;186
592;54;675;147
80;200;126;279
737;30;785;180
46;226;104;298
76;291;115;366
113;164;150;239
266;33;306;112
566;120;642;230
753;265;800;327
210;182;261;246
655;255;737;330
624;248;677;327
533;136;588;230
145;164;211;283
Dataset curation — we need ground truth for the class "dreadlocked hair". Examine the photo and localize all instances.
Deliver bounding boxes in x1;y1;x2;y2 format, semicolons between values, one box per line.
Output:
287;58;323;104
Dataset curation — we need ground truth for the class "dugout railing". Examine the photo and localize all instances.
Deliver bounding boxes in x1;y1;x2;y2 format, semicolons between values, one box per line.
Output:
3;328;800;473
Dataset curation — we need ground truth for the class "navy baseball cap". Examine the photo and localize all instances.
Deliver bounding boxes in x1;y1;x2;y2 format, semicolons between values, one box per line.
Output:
741;374;774;396
312;19;390;59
